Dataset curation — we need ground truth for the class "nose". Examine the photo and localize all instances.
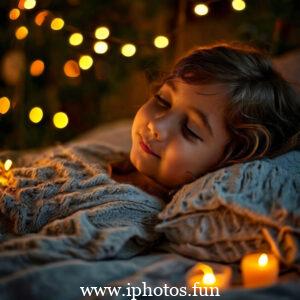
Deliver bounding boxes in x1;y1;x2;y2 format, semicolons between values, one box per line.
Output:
147;117;172;141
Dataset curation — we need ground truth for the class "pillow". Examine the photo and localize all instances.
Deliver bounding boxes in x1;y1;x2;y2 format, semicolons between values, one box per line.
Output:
155;151;300;264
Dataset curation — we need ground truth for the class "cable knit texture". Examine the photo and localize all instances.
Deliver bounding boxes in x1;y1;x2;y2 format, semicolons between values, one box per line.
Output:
0;143;165;261
155;151;300;264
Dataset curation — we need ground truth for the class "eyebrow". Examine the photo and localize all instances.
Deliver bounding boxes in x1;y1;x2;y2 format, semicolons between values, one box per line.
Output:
165;80;214;137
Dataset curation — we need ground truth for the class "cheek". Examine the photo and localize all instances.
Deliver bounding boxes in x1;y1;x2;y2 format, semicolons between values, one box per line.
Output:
159;142;194;180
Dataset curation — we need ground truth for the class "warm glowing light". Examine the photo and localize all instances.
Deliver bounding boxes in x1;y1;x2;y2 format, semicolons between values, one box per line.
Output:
24;0;36;9
18;0;25;9
232;0;246;11
94;41;108;54
30;60;45;76
4;159;13;171
95;26;110;40
194;3;209;16
29;107;43;123
53;112;69;129
202;273;216;285
121;44;136;57
35;10;49;26
9;8;21;20
15;26;29;40
69;33;83;46
51;18;64;30
154;35;169;48
64;60;80;77
0;97;11;114
258;253;268;267
78;55;93;70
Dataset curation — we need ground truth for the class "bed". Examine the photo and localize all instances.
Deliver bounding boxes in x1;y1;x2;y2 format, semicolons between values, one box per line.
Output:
0;117;299;300
1;50;300;300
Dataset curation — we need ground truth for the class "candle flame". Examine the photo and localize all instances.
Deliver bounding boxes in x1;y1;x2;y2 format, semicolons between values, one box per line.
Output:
258;253;268;267
203;272;216;285
4;159;13;171
194;263;214;274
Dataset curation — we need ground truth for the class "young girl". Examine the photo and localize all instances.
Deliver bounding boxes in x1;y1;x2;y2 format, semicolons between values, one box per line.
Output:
108;42;300;201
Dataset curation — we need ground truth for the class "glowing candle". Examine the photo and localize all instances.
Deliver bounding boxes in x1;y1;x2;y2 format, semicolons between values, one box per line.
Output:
186;263;232;293
0;159;13;187
241;253;279;288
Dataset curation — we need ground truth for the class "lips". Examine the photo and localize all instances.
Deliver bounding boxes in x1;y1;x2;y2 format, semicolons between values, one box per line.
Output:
139;135;160;158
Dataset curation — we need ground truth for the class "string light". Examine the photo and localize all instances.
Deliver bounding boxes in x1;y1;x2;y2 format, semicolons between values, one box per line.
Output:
94;41;109;54
69;33;83;46
18;0;25;10
24;0;36;10
154;35;169;48
0;97;11;115
9;8;21;20
30;60;45;76
15;26;29;40
232;0;246;11
95;27;110;40
6;2;227;131
121;43;136;57
51;18;65;30
78;55;93;70
35;10;49;26
194;3;209;16
53;112;69;129
64;60;80;77
29;107;43;123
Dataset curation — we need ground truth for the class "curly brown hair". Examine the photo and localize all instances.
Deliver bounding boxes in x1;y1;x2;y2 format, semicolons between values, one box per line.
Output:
151;42;300;170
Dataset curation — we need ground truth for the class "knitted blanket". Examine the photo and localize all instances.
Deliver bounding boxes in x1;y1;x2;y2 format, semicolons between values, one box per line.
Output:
0;143;165;262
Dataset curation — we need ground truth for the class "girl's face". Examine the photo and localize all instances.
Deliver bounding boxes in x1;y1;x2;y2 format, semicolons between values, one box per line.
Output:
130;79;231;189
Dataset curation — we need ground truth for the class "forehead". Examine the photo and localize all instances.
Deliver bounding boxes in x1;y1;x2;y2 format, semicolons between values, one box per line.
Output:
161;79;229;113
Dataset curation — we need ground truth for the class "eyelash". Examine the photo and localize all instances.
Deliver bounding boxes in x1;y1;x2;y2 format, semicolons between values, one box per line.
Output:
153;94;203;141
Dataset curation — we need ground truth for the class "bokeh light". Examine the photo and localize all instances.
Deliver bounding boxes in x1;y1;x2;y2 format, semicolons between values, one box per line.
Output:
94;41;109;54
29;107;43;123
18;0;25;9
78;55;93;70
194;3;209;16
69;33;83;46
15;26;29;40
121;44;136;57
50;18;65;30
154;35;169;48
9;8;21;20
53;112;69;129
35;10;49;26
0;97;11;115
30;60;45;76
15;26;28;40
24;0;36;10
64;60;80;77
232;0;246;11
95;27;110;40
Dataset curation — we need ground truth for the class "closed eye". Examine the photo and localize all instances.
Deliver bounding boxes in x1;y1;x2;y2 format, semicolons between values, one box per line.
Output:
154;94;170;108
153;94;203;142
183;126;203;141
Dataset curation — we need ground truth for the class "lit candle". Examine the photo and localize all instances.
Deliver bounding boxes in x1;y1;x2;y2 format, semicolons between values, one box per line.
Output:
241;252;279;288
0;159;13;187
186;263;232;293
